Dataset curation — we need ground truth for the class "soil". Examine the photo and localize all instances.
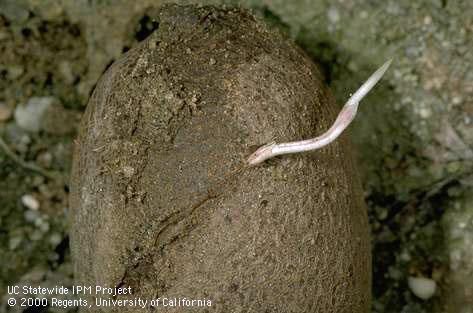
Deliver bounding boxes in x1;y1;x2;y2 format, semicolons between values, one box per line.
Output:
1;1;472;313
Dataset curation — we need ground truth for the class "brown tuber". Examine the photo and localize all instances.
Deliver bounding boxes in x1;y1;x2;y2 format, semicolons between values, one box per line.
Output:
70;4;371;313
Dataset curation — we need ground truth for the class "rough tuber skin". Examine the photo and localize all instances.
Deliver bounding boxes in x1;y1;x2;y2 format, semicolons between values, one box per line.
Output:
70;4;371;313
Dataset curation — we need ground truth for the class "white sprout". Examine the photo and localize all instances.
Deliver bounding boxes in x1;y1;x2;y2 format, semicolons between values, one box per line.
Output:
247;59;392;166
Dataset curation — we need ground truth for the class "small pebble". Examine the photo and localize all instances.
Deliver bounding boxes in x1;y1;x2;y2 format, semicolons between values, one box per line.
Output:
122;165;135;178
30;229;43;241
327;7;340;23
49;233;63;246
209;58;216;65
359;11;368;19
21;194;40;211
191;93;200;104
36;151;53;168
16;134;31;154
9;236;22;250
375;207;388;220
424;15;432;25
452;96;462;105
418;107;432;119
38;220;50;233
7;65;24;80
24;209;40;222
0;102;13;121
388;266;403;280
14;96;54;132
400;250;411;262
408;276;436;300
58;61;75;84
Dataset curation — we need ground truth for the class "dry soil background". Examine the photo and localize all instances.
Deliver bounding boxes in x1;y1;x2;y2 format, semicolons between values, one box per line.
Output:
0;1;472;313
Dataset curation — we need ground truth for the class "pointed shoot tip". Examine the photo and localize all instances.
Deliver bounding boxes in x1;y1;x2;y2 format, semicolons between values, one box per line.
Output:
347;58;393;107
